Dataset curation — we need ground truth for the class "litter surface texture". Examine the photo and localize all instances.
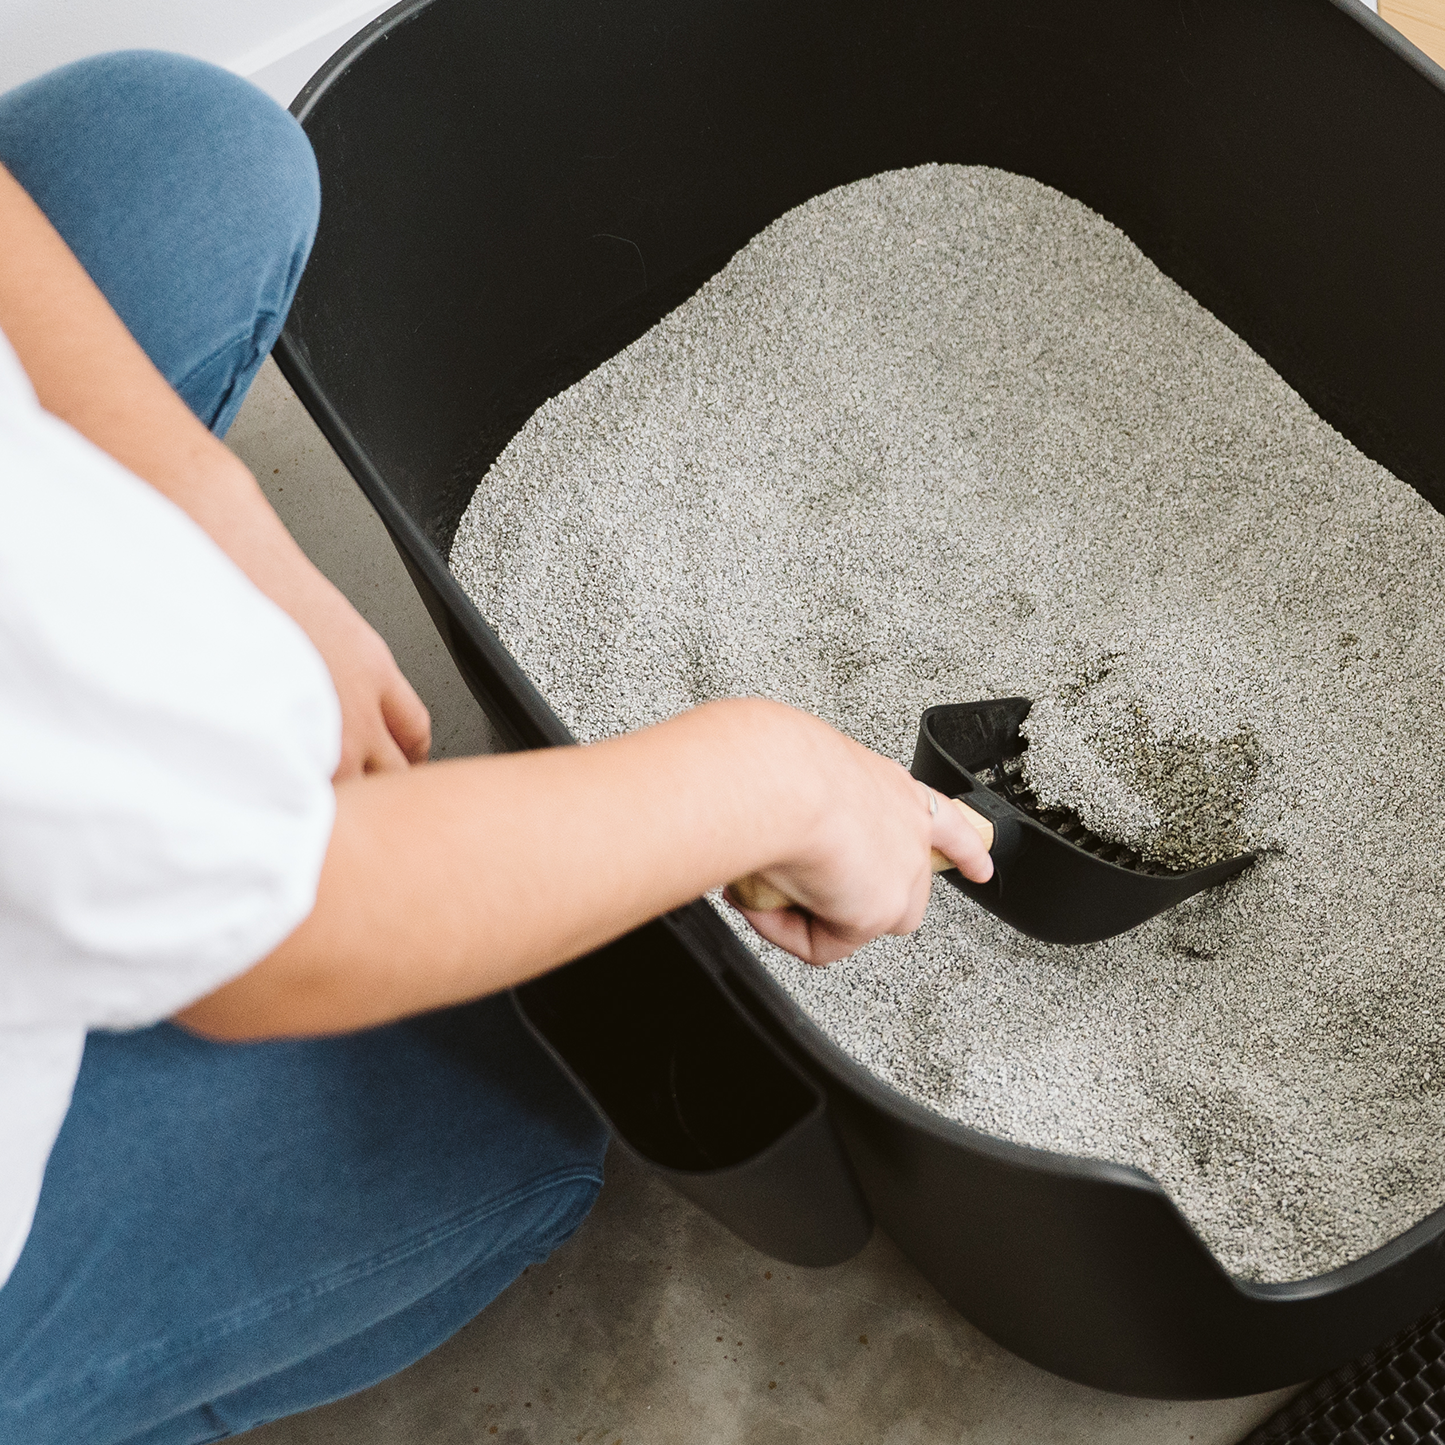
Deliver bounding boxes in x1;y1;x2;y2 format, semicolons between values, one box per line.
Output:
450;166;1445;1284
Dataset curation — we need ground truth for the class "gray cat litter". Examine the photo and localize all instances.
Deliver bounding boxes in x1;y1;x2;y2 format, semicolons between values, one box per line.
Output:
450;165;1445;1283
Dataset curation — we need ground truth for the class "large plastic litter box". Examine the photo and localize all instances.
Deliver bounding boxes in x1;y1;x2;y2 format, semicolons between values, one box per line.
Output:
276;0;1445;1398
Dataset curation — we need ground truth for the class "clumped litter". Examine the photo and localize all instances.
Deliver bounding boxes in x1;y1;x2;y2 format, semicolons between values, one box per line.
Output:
1019;676;1267;872
450;165;1445;1283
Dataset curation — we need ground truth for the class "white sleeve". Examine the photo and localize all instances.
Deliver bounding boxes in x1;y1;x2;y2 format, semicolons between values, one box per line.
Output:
0;336;341;1031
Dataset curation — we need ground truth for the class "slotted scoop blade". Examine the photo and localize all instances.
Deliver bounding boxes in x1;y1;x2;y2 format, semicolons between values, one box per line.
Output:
911;698;1254;945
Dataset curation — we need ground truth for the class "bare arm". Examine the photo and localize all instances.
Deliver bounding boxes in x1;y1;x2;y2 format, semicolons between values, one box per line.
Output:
0;163;429;777
0;164;992;1042
175;698;993;1040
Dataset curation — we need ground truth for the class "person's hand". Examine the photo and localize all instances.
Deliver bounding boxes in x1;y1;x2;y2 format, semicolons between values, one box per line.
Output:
284;564;431;779
178;697;988;1041
0;165;431;779
724;710;993;966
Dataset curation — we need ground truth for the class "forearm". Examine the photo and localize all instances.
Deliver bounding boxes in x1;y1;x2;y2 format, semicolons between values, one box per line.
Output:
0;164;325;613
175;698;828;1040
1;163;431;773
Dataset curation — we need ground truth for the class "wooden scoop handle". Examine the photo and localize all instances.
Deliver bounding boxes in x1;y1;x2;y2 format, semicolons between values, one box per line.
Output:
728;796;995;912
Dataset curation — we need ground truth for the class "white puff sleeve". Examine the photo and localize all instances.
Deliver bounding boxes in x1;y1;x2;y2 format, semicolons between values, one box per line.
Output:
0;337;341;1032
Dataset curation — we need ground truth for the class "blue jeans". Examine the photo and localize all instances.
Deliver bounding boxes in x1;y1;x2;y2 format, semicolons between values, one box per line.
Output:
0;52;608;1445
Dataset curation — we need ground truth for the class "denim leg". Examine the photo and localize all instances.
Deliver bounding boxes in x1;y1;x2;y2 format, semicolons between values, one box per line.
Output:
0;998;608;1445
0;50;319;434
119;1223;594;1445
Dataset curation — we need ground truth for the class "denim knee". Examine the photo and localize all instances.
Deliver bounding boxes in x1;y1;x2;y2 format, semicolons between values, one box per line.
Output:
0;49;320;283
0;51;320;429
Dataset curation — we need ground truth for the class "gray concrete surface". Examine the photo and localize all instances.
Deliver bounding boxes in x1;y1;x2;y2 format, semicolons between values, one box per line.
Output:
225;359;1295;1443
228;359;498;764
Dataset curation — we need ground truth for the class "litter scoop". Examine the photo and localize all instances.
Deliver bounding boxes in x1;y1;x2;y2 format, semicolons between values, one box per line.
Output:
729;697;1254;944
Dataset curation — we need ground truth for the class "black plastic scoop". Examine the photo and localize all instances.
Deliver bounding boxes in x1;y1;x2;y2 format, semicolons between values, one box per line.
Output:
910;697;1254;944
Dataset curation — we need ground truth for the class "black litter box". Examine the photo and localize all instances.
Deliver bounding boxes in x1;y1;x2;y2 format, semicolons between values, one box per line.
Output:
277;0;1445;1398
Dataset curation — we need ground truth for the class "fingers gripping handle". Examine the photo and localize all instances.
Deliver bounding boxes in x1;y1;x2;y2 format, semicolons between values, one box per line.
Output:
728;796;995;913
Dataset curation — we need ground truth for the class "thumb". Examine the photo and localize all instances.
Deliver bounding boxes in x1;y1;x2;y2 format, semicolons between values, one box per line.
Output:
930;791;994;884
381;675;432;765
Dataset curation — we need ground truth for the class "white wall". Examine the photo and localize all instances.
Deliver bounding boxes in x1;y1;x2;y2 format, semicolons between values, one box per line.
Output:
0;0;394;106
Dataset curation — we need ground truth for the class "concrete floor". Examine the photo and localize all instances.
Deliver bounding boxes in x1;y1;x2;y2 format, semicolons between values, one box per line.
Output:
225;359;1296;1444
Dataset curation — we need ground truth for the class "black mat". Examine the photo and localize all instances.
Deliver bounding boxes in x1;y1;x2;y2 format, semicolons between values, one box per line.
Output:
1244;1302;1445;1444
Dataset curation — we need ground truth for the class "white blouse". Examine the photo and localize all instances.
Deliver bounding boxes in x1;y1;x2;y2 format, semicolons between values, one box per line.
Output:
0;329;340;1287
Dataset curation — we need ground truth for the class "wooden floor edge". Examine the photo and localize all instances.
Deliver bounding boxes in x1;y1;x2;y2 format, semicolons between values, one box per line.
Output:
1379;0;1445;69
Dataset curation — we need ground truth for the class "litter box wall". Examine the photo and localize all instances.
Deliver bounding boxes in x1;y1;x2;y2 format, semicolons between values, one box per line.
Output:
277;0;1445;1397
